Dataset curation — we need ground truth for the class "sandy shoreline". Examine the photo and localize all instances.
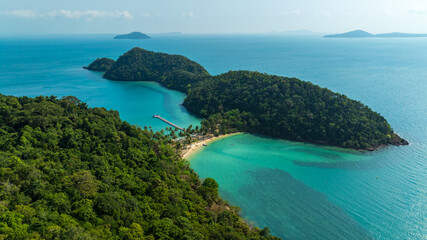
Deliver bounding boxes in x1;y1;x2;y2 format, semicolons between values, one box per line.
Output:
182;132;242;159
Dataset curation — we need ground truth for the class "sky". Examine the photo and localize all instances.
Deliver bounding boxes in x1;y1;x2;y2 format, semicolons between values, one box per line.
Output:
1;0;427;35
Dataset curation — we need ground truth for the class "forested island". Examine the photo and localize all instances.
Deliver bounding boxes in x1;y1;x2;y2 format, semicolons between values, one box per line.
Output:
114;32;151;39
85;47;408;150
102;47;209;93
0;94;279;239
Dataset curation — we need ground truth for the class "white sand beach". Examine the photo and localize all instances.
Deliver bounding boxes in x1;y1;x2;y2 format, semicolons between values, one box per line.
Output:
182;133;242;159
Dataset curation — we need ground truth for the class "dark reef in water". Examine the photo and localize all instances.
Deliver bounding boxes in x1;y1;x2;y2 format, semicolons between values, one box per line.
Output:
239;168;373;239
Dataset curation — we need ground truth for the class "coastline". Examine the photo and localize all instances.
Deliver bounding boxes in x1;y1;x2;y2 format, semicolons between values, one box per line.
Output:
182;132;242;159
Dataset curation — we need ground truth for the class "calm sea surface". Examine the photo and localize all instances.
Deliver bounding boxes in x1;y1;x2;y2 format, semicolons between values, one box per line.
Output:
0;34;425;239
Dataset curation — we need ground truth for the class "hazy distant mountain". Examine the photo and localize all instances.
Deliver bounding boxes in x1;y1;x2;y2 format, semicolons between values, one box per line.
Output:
324;30;374;38
325;30;427;38
375;32;427;38
114;32;150;39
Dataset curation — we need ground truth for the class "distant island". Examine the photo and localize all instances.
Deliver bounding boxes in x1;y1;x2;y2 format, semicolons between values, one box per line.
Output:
113;31;150;39
325;30;427;38
85;47;408;150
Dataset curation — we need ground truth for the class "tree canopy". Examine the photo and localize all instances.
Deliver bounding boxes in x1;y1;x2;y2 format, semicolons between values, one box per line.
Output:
0;94;279;240
103;47;209;93
184;71;407;149
86;48;407;150
83;58;116;72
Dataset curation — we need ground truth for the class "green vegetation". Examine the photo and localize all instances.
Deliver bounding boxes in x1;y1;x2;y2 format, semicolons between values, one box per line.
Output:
83;58;115;72
185;71;407;149
104;48;209;93
0;94;279;240
87;48;407;150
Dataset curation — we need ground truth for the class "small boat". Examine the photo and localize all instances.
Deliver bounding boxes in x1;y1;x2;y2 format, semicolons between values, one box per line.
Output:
203;143;207;146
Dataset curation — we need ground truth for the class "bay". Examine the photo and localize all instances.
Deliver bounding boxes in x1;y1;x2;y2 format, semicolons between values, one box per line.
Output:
0;34;425;239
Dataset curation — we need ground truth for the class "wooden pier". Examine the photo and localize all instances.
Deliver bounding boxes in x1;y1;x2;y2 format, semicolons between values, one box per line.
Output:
153;115;184;130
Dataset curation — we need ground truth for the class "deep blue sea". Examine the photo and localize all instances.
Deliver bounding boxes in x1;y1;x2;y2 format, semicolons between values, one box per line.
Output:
0;34;426;239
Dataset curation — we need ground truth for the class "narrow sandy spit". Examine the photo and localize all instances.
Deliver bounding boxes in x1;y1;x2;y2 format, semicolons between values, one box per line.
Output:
182;133;242;159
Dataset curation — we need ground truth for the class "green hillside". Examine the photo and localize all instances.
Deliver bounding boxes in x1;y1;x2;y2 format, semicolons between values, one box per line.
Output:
0;94;279;240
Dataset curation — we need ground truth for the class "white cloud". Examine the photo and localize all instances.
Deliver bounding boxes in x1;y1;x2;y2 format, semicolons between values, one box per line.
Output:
181;11;195;18
48;10;133;20
0;9;133;20
0;10;37;18
409;5;427;14
282;9;301;15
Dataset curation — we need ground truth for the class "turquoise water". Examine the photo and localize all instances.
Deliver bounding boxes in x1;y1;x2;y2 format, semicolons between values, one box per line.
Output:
0;35;200;131
190;134;425;239
1;34;426;239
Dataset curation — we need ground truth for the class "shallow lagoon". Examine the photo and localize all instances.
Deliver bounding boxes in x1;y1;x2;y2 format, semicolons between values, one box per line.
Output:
190;134;374;239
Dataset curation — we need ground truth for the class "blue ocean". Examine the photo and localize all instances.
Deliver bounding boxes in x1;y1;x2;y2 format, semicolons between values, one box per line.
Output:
0;34;425;239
